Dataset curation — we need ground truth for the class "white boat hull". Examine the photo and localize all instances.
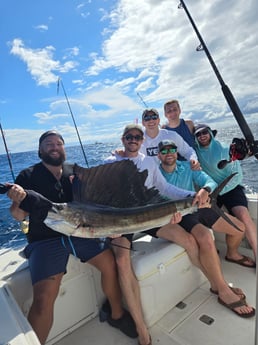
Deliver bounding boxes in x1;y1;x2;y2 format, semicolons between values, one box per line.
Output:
0;193;257;345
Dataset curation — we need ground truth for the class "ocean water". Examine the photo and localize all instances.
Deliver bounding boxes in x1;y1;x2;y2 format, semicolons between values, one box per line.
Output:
0;125;257;249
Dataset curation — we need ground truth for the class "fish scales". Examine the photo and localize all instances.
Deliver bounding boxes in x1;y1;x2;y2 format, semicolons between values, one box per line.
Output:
44;160;200;238
46;197;197;238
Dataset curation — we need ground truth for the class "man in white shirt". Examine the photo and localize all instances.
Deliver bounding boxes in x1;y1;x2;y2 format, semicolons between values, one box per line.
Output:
104;124;213;345
140;108;200;169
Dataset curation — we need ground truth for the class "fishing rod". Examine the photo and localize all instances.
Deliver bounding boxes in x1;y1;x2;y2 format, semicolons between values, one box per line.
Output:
178;1;258;165
57;77;89;168
136;92;149;108
0;122;29;234
0;122;15;182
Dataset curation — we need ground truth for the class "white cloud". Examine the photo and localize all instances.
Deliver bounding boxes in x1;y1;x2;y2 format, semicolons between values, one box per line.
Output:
34;111;69;124
34;24;48;31
2;0;258;154
10;39;77;86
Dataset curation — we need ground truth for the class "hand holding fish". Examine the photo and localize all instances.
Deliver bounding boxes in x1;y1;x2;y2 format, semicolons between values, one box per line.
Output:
170;212;182;224
7;184;27;204
192;189;211;208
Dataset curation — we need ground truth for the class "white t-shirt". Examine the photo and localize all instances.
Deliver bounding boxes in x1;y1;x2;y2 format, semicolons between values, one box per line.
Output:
105;152;195;200
140;129;198;165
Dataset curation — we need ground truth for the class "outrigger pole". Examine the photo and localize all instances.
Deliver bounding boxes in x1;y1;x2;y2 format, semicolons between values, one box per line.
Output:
178;0;258;159
137;92;149;108
0;122;15;182
57;77;89;168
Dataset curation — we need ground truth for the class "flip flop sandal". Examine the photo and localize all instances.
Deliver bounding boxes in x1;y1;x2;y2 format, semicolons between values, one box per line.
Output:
225;255;256;268
210;286;246;300
218;297;255;318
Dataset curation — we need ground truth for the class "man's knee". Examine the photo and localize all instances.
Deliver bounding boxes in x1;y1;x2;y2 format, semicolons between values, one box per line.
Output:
192;226;214;247
32;290;56;314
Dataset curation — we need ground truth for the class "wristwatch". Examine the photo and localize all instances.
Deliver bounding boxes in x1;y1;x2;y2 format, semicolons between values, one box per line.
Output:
203;186;211;193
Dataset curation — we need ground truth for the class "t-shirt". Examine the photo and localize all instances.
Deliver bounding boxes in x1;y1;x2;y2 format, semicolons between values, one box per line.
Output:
140;128;197;165
15;162;73;243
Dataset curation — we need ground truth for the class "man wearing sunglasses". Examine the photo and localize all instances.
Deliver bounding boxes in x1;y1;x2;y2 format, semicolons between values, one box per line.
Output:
194;124;257;268
156;139;255;318
104;124;218;344
140;108;200;170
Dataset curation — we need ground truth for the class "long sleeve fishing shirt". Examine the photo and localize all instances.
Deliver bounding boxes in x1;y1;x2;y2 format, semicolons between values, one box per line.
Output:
105;152;195;200
159;160;217;192
194;130;243;195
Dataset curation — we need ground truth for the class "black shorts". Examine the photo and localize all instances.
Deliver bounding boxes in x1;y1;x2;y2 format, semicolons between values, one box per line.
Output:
217;185;248;214
179;208;220;233
122;227;160;243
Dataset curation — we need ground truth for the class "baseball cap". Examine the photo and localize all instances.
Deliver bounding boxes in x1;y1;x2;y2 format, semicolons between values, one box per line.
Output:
122;124;144;136
158;139;177;152
39;130;65;145
194;124;217;137
142;108;159;120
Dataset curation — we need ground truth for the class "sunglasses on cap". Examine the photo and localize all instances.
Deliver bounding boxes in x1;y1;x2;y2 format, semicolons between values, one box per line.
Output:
55;181;64;199
124;134;143;141
195;129;209;137
160;147;177;155
143;114;159;122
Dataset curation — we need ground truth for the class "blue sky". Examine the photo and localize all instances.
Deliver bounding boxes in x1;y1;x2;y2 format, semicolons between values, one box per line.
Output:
1;0;258;154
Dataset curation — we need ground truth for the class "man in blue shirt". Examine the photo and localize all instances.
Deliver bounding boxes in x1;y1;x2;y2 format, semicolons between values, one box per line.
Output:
157;139;255;318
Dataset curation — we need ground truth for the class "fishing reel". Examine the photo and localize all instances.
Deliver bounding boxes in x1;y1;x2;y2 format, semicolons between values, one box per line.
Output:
218;137;258;169
229;138;250;161
229;137;258;161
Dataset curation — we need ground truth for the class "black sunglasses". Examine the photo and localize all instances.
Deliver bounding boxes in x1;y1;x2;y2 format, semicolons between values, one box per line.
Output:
160;148;177;155
143;114;159;122
196;129;209;137
124;134;143;141
55;181;64;199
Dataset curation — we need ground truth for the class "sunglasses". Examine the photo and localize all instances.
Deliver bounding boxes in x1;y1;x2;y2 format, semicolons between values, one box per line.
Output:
160;148;177;155
196;129;209;137
124;134;143;141
143;114;159;122
55;181;64;199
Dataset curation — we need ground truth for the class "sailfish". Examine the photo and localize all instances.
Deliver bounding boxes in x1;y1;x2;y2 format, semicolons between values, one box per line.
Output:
0;160;241;238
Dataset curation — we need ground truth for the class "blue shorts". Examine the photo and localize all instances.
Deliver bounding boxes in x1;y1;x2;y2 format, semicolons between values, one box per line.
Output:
217;185;248;214
24;236;109;285
179;208;220;233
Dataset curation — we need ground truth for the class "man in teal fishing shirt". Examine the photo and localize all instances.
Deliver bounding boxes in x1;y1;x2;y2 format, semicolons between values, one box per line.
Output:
194;124;257;267
157;139;255;318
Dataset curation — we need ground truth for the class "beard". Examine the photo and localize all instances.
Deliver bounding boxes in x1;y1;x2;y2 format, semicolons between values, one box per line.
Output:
40;151;66;166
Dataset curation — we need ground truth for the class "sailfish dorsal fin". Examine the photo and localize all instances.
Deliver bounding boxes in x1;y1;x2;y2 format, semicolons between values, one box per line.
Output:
72;160;165;207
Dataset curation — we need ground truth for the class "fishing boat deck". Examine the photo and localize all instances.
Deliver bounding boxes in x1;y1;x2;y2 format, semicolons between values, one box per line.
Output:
0;243;256;345
53;242;255;345
0;193;257;345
